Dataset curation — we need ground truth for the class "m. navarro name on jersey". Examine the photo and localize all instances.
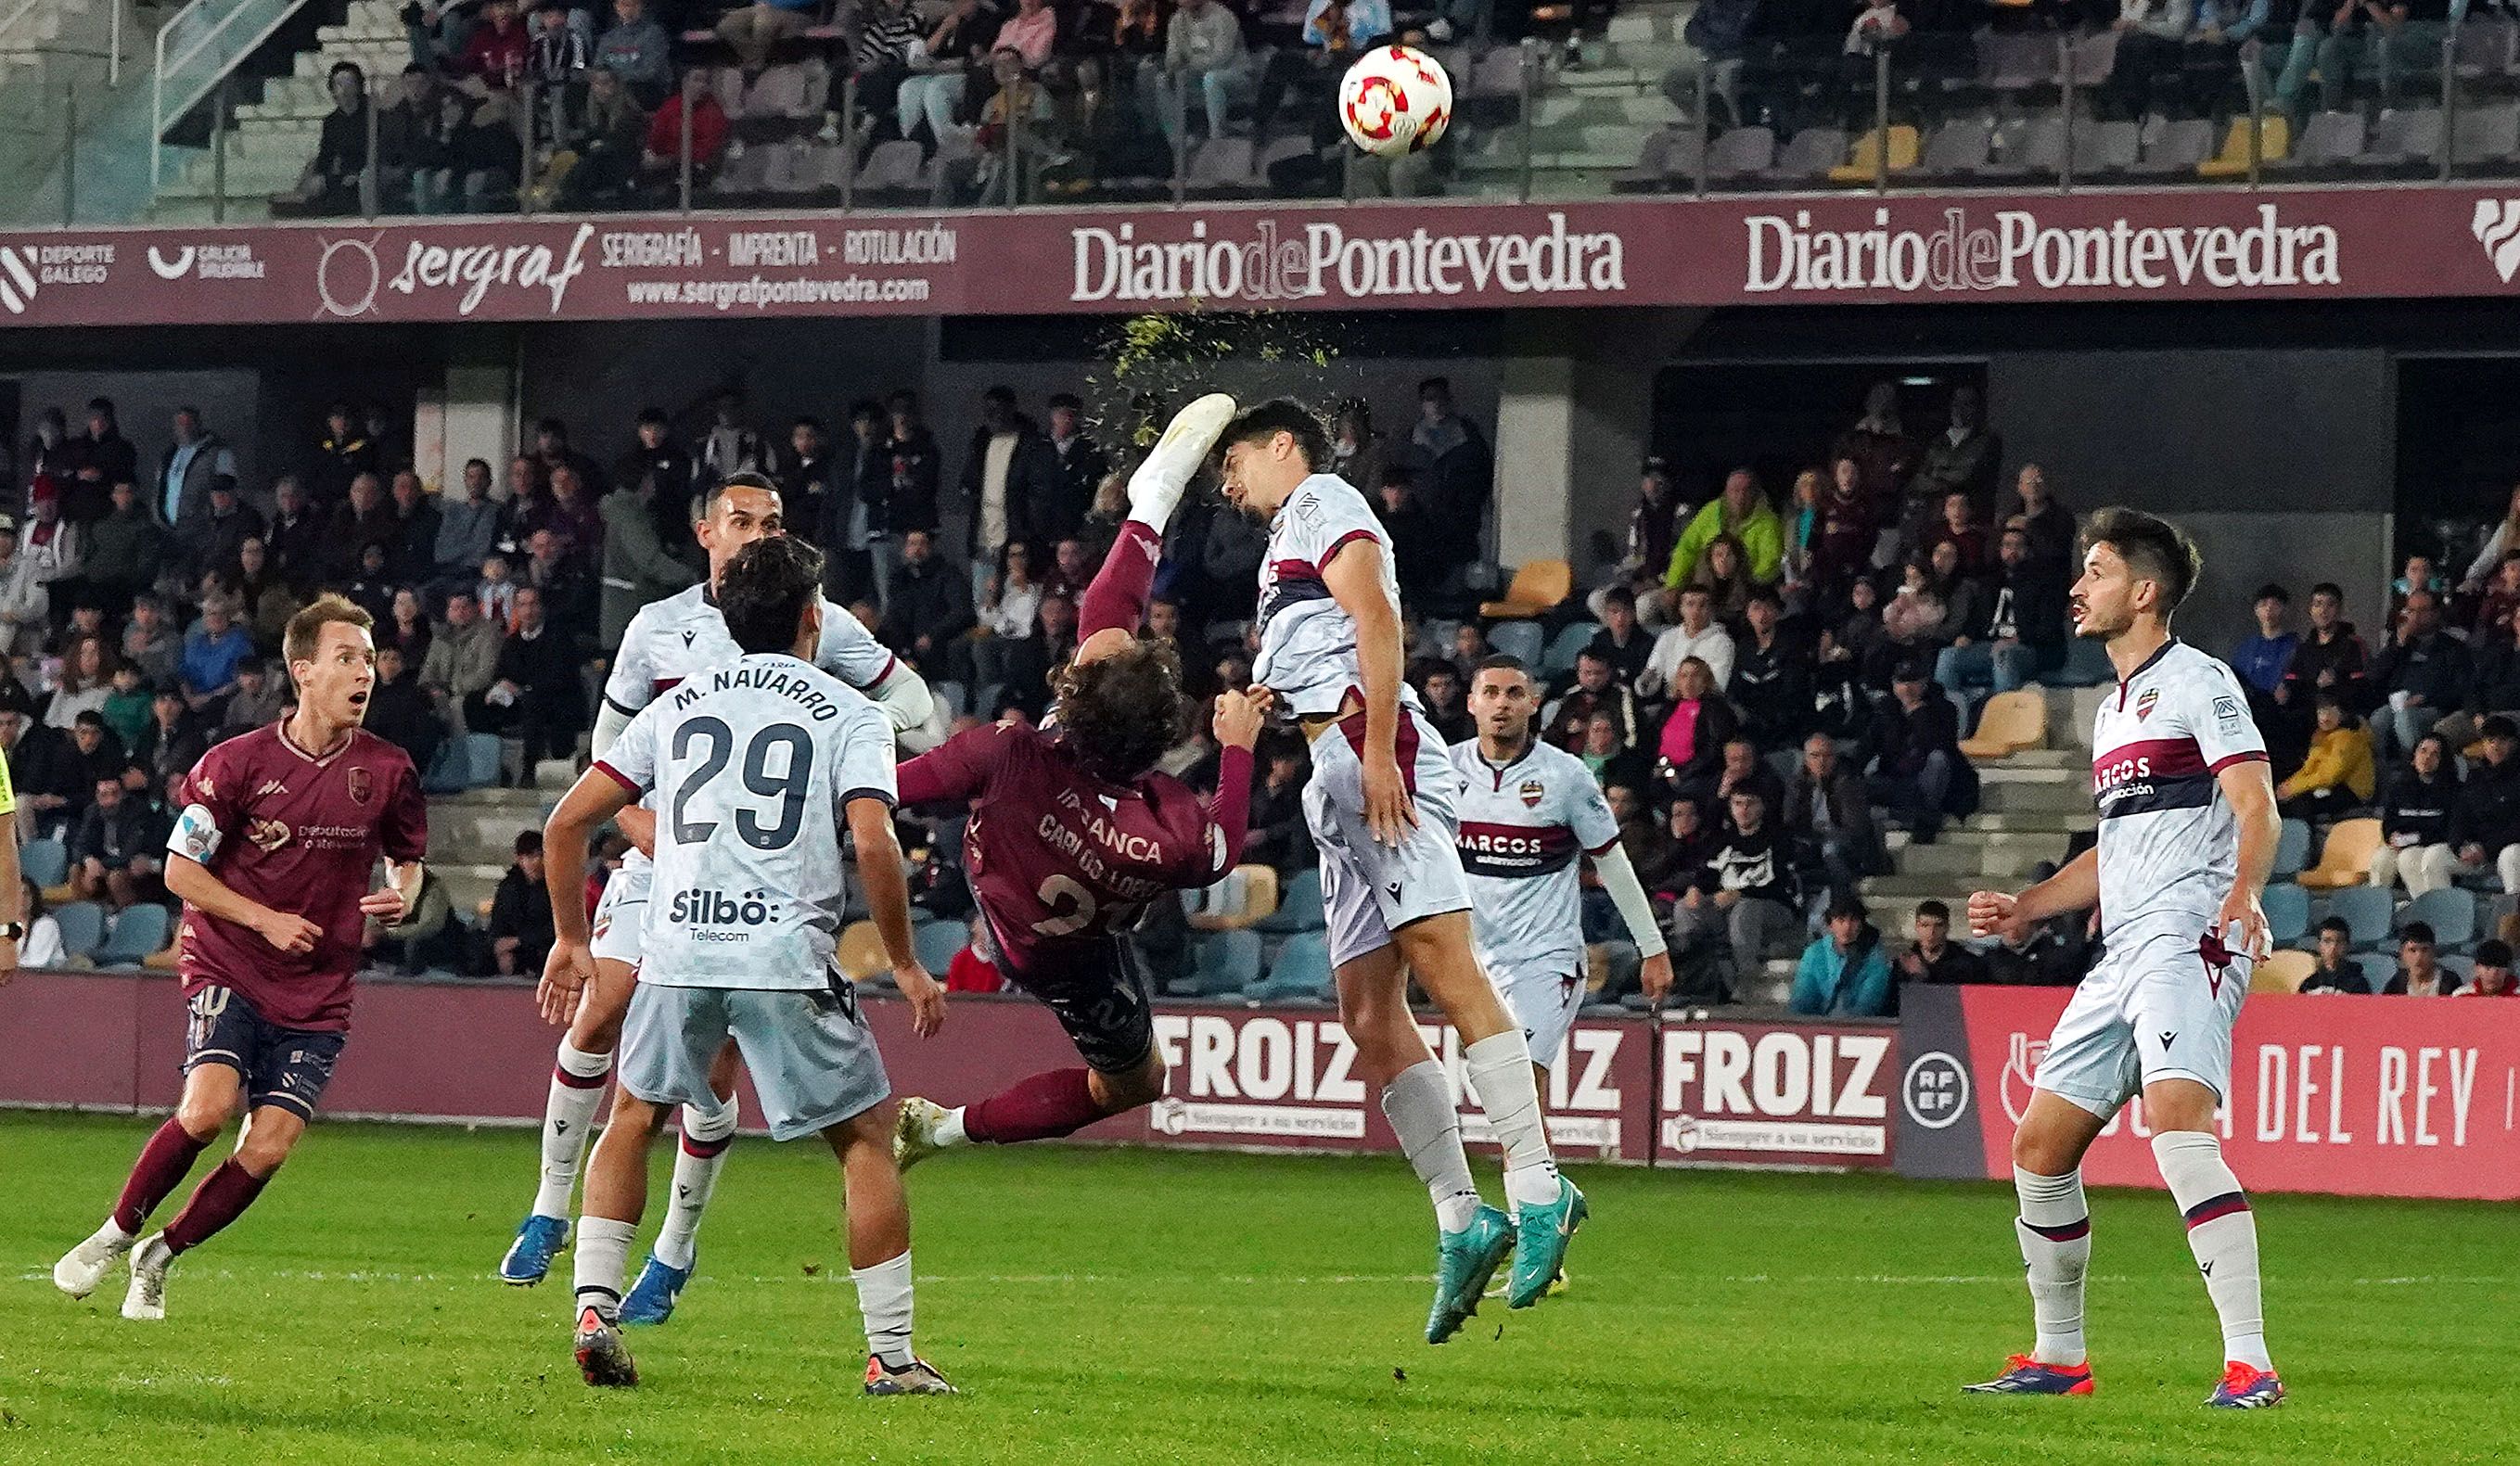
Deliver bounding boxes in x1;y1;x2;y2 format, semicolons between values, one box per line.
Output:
670;663;846;720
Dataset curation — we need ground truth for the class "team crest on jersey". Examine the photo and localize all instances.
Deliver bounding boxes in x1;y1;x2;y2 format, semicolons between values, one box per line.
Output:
2135;687;2160;720
346;767;373;805
247;818;292;852
1519;779;1546;809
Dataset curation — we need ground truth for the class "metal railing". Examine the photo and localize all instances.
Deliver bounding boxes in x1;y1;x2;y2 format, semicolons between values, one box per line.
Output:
151;0;311;194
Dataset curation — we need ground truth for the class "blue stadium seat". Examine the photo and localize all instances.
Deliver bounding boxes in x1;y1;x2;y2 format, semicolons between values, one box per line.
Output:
2273;819;2311;879
1542;621;1601;676
2353;952;2397;992
53;901;106;961
2262;884;2309;947
914;920;966;975
2437;953;2475;988
2398;886;2477;949
96;904;172;967
1254;867;1324;935
20;837;67;889
2053;640;2114;687
1245;931;1335;1003
2320;886;2394;950
463;733;505;789
1185;931;1261;996
422;738;468;795
1489;620;1545;668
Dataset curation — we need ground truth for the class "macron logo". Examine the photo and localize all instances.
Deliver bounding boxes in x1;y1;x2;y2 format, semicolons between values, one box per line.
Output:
2474;199;2520;283
0;248;35;314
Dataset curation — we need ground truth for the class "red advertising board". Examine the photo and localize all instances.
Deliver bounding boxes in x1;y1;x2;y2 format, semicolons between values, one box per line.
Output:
1897;984;2520;1201
3;185;2519;328
1656;1019;1900;1169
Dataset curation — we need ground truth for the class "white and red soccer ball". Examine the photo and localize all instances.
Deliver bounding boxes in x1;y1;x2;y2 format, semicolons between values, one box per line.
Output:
1337;45;1453;158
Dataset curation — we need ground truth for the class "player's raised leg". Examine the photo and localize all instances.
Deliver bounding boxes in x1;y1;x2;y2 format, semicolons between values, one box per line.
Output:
55;1058;236;1299
1074;390;1235;651
621;1041;745;1324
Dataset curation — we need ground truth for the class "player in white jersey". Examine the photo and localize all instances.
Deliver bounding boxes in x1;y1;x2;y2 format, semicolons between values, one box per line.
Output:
537;535;954;1395
1964;508;2285;1409
499;471;937;1315
1218;401;1580;1345
1450;655;1672;1082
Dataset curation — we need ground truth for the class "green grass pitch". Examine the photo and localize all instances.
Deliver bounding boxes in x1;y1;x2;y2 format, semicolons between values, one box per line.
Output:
0;1112;2509;1464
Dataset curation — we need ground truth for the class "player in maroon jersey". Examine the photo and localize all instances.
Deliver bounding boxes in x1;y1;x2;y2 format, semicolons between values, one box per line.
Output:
52;595;428;1321
891;394;1265;1163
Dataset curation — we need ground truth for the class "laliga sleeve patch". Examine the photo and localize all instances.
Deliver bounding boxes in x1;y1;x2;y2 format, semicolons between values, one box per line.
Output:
2213;695;2245;734
170;803;224;863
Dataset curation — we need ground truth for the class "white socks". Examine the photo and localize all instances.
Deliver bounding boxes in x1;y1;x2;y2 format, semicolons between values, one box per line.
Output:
533;1040;612;1219
1380;1061;1482;1233
573;1216;637;1317
2012;1166;2091;1366
2152;1131;2271;1371
934;1106;970;1149
652;1099;738;1271
1463;1031;1561;1208
851;1250;915;1369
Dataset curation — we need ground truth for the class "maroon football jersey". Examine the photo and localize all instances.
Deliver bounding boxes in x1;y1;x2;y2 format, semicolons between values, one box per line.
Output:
172;723;428;1031
899;722;1233;975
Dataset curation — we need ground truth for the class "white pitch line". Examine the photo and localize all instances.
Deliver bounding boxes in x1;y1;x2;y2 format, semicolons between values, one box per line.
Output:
20;1268;2514;1289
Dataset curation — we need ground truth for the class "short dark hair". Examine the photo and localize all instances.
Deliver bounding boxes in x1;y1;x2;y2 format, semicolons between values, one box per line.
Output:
849;399;884;424
2310;581;2344;601
704;469;780;516
1053;641;1188;784
1917;899;1950;922
2084;506;2203;614
716;536;825;655
983;384;1017;407
1474;654;1530;680
2318;915;2352;938
2484;715;2519;742
2480;938;2514;969
73;709;105;729
636;407;668;427
1826;893;1868;923
1603;585;1637;611
2402;922;2437;946
327;60;364;85
2255;583;2289;605
1746;588;1782;612
1418;376;1452;397
87;396;115;415
515;830;544;856
792;414;824;434
1047;392;1082;413
536;416;568;438
1220;399;1328;472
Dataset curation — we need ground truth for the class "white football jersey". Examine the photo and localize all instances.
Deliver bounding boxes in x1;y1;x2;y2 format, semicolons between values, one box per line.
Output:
2088;639;2266;940
1254;472;1424;719
1449;736;1621;978
595;652;896;989
601;583;898;881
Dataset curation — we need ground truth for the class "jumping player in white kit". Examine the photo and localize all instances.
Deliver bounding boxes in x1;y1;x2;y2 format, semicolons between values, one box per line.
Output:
1964;507;2286;1409
535;535;953;1395
1217;401;1581;1345
498;471;936;1321
1449;654;1673;1085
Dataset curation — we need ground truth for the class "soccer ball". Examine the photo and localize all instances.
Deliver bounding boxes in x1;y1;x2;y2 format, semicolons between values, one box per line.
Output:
1338;45;1452;157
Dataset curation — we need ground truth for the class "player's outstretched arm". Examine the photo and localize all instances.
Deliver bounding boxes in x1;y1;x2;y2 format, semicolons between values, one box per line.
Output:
2215;758;2282;959
1322;538;1414;846
865;657;941;752
849;796;943;1039
537;767;634;1025
1968;846;2099;943
166;855;320;957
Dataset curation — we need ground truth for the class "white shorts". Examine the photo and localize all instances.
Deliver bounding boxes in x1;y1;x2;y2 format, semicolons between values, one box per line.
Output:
1490;953;1586;1067
1304;708;1474;968
618;979;889;1141
590;865;649;967
2033;915;2251;1118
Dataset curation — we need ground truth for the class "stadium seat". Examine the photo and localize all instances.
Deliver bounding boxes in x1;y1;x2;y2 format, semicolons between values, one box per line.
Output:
1979;31;2058;95
1825;124;1919;185
2262;883;2309;946
1257;867;1326;935
20;837;67;889
53;901;106;962
1189;864;1281;933
835;920;888;980
1974;113;2066;178
1246;930;1335;1003
2398;886;2477;949
97;904;171;968
1767;127;1850;185
1706;126;1776;184
2353;951;2397;991
2071;120;2143;177
2065;26;2120;89
2320;884;2394;950
2295;818;2383;889
1959;690;2046;758
2254;948;2315;994
1613;126;1702;192
2453;102;2520;168
1479;559;1571;619
2437;953;2475;987
857;140;926;193
2195;114;2290;178
2352;108;2445;171
1185;931;1262;996
1542;621;1600;676
1487;620;1545;668
2265;111;2366;174
2052;639;2115;687
2273;818;2312;879
1916;117;1993;178
1187;137;1258;193
914;920;966;975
